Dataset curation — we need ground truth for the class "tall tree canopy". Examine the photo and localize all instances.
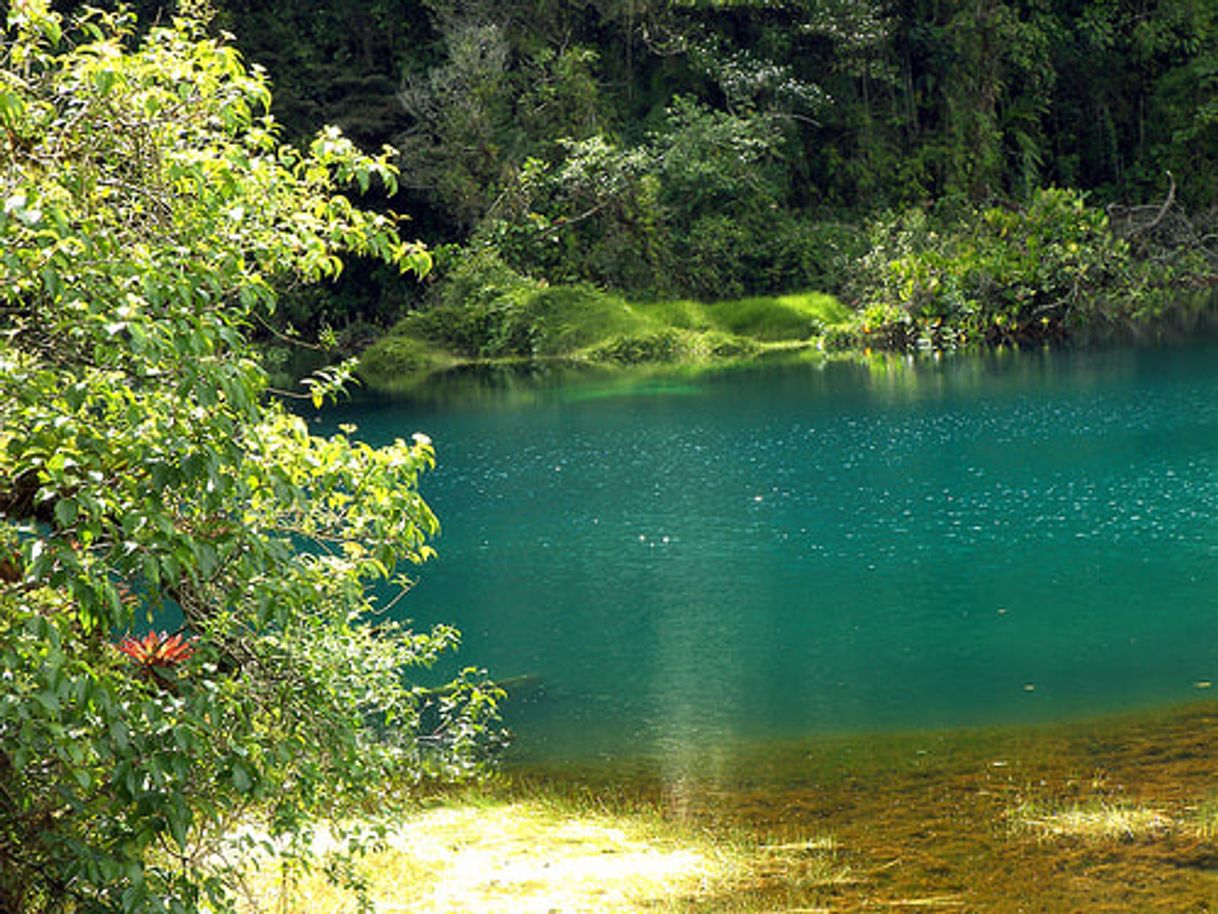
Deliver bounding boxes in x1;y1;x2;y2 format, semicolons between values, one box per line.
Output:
0;3;497;911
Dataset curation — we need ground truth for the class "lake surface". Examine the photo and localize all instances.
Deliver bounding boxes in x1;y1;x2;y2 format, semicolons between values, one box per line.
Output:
324;345;1218;766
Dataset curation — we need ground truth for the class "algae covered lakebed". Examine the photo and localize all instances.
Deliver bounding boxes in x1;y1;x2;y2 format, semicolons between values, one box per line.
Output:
525;698;1218;912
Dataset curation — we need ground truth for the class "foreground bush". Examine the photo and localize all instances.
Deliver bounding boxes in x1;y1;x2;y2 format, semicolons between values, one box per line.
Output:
0;4;498;911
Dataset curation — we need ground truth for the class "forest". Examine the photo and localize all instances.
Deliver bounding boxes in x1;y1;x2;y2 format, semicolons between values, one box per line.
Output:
164;0;1218;366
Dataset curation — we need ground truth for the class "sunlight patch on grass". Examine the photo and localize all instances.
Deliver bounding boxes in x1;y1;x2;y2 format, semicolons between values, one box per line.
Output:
387;803;716;913
240;792;853;913
246;799;733;913
1010;799;1172;841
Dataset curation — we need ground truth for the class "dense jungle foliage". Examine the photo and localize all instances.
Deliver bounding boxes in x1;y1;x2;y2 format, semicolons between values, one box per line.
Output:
55;0;1218;367
0;3;1214;910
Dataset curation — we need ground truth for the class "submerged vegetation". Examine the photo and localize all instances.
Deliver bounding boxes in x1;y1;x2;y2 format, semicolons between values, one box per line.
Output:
1010;798;1172;842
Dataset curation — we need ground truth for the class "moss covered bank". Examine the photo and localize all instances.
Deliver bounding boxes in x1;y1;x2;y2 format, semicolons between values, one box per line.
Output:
357;282;850;395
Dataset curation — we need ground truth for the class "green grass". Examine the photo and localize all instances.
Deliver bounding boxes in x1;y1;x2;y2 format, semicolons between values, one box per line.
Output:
1008;798;1172;841
1185;794;1218;839
357;285;850;393
528;285;648;354
239;779;847;914
651;292;849;342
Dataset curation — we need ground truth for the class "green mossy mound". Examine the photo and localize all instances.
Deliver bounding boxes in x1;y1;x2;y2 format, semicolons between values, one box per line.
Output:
357;262;848;393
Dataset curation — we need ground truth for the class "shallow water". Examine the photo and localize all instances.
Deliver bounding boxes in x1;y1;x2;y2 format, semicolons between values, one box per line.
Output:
324;345;1218;766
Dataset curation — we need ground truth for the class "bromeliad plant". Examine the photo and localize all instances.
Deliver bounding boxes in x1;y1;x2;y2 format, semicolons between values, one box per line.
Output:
115;631;197;693
115;632;197;669
0;4;500;913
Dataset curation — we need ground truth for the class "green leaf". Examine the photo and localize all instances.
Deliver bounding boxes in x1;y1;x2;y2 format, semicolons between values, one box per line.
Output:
53;497;77;528
0;90;24;128
230;762;252;793
167;799;190;850
35;690;60;713
93;68;116;95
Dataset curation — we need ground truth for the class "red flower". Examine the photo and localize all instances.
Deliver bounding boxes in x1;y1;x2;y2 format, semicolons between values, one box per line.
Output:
115;631;196;669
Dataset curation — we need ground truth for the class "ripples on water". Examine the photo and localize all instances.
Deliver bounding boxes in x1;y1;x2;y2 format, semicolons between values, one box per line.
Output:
326;346;1218;765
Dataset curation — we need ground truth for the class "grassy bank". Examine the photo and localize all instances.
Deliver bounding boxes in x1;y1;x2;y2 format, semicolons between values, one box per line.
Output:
244;699;1218;912
352;188;1218;397
241;785;847;913
356;285;849;395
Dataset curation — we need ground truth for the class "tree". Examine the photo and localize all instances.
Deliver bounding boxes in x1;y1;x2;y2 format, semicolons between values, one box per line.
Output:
0;3;499;911
396;4;608;234
477;96;824;299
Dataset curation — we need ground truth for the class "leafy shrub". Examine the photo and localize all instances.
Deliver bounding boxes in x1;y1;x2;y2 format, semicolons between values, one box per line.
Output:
357;333;447;381
430;245;541;313
410;299;541;358
764;219;868;295
414;248;544;357
372;250;650;365
822;325;859;352
701;331;762;359
847;188;1138;347
852;302;915;349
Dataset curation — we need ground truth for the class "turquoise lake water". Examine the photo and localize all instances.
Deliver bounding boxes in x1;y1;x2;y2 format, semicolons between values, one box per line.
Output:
325;345;1218;765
